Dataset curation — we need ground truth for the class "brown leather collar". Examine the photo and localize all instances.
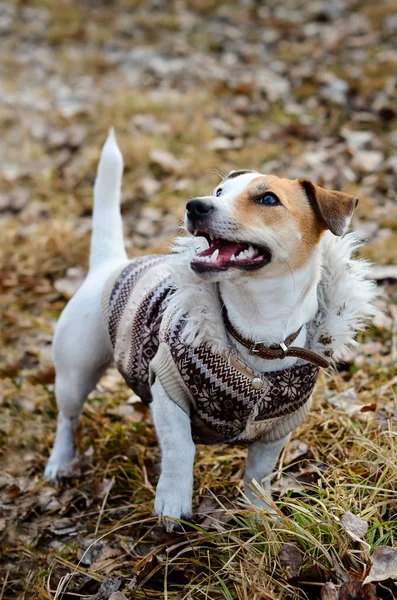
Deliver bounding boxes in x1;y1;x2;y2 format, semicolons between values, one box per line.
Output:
222;307;329;369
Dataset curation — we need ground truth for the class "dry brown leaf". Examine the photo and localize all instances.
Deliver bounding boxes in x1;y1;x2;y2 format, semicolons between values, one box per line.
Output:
283;439;309;465
26;364;55;385
90;546;123;574
197;496;234;531
339;580;377;600
363;546;397;585
321;582;338;600
108;593;128;600
92;477;115;501
279;543;304;578
133;547;162;585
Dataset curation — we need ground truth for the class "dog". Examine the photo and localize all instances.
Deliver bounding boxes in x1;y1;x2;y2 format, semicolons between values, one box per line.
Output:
45;130;377;528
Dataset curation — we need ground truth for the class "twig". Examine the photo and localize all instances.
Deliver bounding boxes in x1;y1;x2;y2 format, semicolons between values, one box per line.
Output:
0;569;10;600
94;476;115;536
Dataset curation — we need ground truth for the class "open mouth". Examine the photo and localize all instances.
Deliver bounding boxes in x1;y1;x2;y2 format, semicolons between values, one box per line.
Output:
190;231;272;273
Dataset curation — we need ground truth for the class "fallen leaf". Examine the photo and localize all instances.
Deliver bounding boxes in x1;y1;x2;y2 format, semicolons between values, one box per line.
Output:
321;582;338;600
196;496;234;531
363;546;397;585
328;388;362;417
50;518;78;537
279;543;304;578
26;364;55;385
57;447;94;479
0;359;21;378
88;577;124;600
206;137;243;151
107;404;144;420
133;551;159;585
332;557;350;584
369;265;397;281
352;150;384;173
90;546;123;575
150;149;188;175
340;511;368;542
372;312;393;331
0;483;21;503
54;267;85;298
360;403;377;413
92;477;115;501
283;440;309;465
339;580;377;600
377;375;397;395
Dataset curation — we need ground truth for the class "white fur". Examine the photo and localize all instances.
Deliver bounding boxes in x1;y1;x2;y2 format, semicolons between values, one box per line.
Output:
45;132;378;527
244;434;290;509
151;379;195;530
166;230;378;370
90;128;127;271
309;231;379;360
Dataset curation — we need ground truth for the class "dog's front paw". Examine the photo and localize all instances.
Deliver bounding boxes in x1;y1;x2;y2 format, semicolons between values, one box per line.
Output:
44;460;63;482
44;448;76;482
154;480;192;532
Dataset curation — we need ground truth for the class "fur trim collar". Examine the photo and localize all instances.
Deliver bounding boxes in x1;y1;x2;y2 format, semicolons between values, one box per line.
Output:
165;232;378;362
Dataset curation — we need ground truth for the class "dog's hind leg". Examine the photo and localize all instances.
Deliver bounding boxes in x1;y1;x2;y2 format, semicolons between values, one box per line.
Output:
44;266;116;480
45;129;127;480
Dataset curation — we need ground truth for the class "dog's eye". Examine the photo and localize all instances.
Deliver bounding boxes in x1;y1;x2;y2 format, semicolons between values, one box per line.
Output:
215;188;223;197
256;192;280;206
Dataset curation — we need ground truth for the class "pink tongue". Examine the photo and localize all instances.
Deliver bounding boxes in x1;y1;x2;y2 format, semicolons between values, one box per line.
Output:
197;240;247;261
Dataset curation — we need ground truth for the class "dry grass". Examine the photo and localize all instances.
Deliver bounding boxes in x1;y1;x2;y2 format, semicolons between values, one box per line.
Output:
1;0;397;598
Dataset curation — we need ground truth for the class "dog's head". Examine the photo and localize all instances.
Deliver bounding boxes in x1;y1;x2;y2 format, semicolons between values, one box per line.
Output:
185;171;358;281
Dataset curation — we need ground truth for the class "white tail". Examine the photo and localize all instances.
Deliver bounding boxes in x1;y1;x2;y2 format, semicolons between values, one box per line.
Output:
89;129;127;270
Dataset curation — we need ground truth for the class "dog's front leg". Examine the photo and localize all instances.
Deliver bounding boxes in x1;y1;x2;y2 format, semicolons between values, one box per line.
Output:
150;379;195;530
244;434;290;510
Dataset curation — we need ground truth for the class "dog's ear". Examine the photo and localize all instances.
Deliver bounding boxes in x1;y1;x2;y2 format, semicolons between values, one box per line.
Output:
299;179;358;236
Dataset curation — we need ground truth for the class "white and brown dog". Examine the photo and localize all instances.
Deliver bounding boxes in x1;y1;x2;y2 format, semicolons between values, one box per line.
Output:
45;130;377;528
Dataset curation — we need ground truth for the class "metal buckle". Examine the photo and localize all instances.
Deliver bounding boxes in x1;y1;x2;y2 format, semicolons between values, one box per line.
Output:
279;341;288;358
249;343;260;355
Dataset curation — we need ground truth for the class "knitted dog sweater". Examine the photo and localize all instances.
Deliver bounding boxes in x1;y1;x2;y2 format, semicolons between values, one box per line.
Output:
102;256;319;444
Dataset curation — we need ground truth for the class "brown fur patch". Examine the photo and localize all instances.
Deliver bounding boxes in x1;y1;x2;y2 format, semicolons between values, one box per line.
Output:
299;179;358;236
231;175;326;272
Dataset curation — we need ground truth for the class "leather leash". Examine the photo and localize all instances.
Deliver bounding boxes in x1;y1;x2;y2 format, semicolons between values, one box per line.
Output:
222;307;329;369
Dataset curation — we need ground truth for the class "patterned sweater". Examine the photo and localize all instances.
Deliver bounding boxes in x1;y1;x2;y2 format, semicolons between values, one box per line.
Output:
102;256;319;444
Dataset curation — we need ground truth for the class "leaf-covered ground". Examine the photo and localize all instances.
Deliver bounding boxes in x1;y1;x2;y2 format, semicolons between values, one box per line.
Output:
0;1;397;598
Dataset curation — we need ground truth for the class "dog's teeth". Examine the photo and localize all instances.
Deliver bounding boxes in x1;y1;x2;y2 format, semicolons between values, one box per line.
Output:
193;230;198;236
247;245;256;258
209;234;215;240
211;249;219;262
230;254;236;261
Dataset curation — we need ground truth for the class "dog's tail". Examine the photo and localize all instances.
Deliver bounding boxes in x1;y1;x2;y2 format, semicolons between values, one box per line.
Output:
89;128;127;271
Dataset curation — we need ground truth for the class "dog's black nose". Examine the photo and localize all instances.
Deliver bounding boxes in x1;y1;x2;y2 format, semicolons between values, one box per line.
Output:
186;199;214;220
